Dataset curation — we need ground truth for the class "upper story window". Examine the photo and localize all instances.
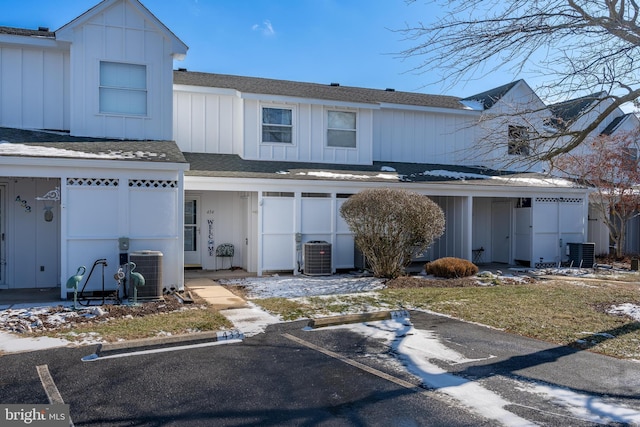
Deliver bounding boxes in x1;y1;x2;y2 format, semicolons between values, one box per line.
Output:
327;110;356;148
262;107;293;143
508;125;530;156
99;61;147;116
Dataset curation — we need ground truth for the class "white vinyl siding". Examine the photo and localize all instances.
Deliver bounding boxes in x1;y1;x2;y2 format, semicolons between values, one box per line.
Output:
327;110;356;148
99;61;147;115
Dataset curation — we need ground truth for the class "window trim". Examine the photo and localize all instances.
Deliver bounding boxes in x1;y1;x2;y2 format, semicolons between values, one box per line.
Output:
326;109;357;149
261;105;295;145
98;60;148;117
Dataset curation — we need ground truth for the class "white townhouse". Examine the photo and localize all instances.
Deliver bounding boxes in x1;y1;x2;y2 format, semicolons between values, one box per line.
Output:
174;75;590;274
0;0;596;298
0;0;188;298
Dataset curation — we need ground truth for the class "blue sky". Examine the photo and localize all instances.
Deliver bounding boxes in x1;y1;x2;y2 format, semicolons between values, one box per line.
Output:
0;0;525;98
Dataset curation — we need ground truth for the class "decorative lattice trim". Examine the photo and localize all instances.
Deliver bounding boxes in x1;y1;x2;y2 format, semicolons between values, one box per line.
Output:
67;178;119;187
128;179;178;189
534;262;560;269
535;197;583;204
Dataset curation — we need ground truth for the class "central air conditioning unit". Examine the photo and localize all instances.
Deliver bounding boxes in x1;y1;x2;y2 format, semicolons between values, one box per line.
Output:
567;242;595;268
129;250;164;300
303;241;332;276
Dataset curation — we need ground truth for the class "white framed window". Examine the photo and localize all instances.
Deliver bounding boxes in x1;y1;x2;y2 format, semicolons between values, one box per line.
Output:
262;107;293;143
327;110;356;148
99;61;147;116
508;125;530;156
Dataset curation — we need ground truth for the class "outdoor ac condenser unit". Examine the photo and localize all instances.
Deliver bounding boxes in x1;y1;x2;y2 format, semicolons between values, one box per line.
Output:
129;250;164;300
303;241;332;276
567;243;595;268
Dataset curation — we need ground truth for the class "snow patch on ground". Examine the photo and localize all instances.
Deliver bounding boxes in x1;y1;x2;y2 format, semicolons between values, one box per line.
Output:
219;302;281;337
327;317;534;426
608;303;640;321
221;274;386;299
330;317;640;426
518;382;640;425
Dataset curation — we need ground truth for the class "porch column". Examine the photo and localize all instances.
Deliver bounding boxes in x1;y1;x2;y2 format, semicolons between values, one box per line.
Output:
463;196;473;262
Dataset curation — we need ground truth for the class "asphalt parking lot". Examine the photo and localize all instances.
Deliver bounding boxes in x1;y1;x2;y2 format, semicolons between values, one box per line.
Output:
1;311;640;426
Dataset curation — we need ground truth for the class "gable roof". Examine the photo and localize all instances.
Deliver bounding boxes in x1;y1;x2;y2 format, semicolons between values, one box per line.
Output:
548;91;607;129
0;127;187;163
174;71;467;110
460;80;522;110
56;0;187;57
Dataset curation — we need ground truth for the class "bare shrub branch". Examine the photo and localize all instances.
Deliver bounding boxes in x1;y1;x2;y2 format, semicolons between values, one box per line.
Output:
339;188;445;278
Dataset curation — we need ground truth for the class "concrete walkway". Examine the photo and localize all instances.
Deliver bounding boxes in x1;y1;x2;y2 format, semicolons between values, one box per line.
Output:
186;277;248;310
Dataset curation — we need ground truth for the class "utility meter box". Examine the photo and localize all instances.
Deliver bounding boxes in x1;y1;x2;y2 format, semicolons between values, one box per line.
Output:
118;237;130;251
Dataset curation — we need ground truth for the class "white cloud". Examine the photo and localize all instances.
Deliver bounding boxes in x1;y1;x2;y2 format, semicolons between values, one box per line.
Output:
252;19;275;36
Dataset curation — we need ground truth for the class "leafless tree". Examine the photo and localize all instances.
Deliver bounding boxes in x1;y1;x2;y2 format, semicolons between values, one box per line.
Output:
400;0;640;161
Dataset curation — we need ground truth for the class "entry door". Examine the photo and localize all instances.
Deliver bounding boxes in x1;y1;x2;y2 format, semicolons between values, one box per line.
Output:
184;197;201;266
491;201;512;263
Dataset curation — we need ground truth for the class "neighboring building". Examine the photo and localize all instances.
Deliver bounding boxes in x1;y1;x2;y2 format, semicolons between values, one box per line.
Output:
1;0;600;298
0;0;188;298
547;93;640;255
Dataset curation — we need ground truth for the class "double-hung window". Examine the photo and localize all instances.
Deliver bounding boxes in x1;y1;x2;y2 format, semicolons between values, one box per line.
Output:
327;110;356;148
99;61;147;116
508;125;530;156
262;107;293;143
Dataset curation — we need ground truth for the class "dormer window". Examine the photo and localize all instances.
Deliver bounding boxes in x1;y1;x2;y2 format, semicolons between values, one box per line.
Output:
99;61;147;116
327;110;356;148
508;125;530;156
262;107;293;143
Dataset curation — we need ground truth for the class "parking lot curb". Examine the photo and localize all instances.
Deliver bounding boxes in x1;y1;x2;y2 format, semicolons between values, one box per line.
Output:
307;310;410;329
96;329;243;353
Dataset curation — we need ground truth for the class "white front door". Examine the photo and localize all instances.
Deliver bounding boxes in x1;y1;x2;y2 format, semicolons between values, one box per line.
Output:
184;197;201;266
492;201;512;263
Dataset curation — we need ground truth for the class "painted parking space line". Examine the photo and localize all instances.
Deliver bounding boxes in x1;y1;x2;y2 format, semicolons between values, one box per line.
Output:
36;364;74;427
283;333;588;425
282;333;421;391
82;339;243;361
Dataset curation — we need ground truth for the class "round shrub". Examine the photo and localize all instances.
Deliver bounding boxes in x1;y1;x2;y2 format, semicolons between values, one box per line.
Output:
425;257;478;278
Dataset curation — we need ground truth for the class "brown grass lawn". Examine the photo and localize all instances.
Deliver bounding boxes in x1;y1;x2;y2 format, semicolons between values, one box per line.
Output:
255;276;640;359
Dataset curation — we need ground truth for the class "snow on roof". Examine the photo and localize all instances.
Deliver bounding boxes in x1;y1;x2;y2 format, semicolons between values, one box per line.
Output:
0;141;166;160
300;170;399;180
421;170;489;180
421;169;576;187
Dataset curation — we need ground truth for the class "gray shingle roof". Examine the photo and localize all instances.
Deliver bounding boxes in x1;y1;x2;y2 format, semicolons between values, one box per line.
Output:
0;127;187;163
461;80;521;109
548;92;606;128
184;152;546;186
0;26;54;38
174;71;467;110
601;113;631;136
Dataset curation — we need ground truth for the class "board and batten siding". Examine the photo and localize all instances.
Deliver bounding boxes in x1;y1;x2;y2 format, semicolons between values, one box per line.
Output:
173;90;242;154
243;100;373;165
0;46;70;131
63;0;175;140
372;109;477;165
